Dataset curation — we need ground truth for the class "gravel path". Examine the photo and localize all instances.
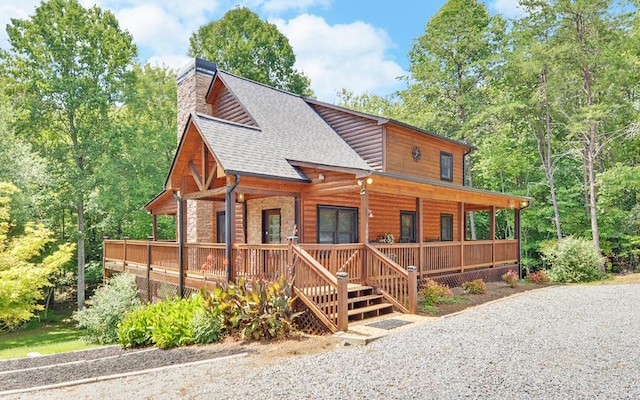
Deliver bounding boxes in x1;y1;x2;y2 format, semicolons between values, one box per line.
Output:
4;284;639;400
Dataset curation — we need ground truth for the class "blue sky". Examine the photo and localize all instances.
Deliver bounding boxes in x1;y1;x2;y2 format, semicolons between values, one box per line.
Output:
0;0;522;101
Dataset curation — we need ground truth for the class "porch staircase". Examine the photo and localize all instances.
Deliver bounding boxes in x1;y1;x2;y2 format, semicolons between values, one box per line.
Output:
345;284;394;322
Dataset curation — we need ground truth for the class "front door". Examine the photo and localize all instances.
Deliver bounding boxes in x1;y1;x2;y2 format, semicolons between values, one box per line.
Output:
262;209;281;244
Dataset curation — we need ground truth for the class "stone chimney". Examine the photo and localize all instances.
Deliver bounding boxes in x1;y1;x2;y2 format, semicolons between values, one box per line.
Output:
175;58;217;243
176;58;217;140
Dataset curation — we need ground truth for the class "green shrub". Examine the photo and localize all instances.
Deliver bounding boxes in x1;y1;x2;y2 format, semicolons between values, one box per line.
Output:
526;270;551;284
418;279;453;306
190;308;224;344
542;237;606;283
501;269;519;288
117;291;225;349
73;273;140;344
117;302;156;348
462;279;487;294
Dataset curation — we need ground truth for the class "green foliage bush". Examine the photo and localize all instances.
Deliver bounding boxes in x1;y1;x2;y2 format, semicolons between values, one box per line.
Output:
462;279;487;294
542;237;606;283
73;273;140;344
117;276;300;348
117;292;224;349
501;269;519;288
418;279;453;306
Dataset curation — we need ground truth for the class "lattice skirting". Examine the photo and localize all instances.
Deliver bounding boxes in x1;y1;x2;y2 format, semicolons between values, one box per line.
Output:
424;265;518;288
292;299;330;336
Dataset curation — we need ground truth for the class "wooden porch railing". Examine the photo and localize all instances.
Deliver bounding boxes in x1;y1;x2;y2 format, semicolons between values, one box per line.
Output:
233;244;288;280
364;244;412;314
290;244;341;332
299;244;362;283
103;238;518;332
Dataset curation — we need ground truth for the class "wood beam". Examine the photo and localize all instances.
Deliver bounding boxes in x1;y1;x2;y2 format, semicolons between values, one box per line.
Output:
181;186;227;200
205;161;218;190
188;161;204;191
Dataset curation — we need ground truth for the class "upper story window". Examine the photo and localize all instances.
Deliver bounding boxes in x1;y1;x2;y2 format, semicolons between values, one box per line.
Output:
440;151;453;182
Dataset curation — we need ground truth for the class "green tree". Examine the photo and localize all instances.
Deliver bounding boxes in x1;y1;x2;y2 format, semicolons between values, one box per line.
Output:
0;182;75;331
2;0;137;308
402;0;507;239
96;64;177;240
518;0;637;268
188;7;313;96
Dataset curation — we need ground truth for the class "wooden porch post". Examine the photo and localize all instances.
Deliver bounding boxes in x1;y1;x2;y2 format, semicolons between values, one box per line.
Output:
177;196;186;298
359;184;370;284
515;207;522;278
458;203;465;273
359;185;370;244
408;266;418;314
152;214;158;241
416;197;424;277
146;236;153;303
123;236;129;271
337;272;349;332
490;206;496;268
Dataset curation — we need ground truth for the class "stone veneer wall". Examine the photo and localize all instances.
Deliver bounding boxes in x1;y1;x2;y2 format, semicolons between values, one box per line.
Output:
246;196;296;244
186;200;214;243
177;60;216;243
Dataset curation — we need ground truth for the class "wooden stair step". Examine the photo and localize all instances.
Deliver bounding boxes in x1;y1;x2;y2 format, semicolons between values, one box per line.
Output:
347;294;384;304
347;303;393;317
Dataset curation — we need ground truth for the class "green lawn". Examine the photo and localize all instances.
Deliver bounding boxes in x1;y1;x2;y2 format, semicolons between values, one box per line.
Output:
0;313;103;360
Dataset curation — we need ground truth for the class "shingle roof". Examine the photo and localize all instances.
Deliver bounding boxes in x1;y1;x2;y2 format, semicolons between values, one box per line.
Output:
195;71;371;181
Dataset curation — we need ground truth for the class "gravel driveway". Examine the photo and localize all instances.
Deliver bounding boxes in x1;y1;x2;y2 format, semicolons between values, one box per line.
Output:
5;284;640;400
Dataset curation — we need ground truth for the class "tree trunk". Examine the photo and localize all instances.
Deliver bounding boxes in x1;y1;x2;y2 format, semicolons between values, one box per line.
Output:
77;199;85;309
537;69;563;240
587;122;604;271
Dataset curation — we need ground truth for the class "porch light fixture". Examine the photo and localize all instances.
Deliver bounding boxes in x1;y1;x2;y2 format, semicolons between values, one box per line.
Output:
520;200;529;208
318;173;325;182
366;177;373;185
368;209;374;218
238;193;244;202
357;179;363;186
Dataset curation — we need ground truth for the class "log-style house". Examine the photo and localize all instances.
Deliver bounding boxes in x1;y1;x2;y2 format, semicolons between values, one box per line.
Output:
104;58;531;333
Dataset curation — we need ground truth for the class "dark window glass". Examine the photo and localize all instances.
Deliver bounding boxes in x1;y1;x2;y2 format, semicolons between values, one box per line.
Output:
441;214;453;241
318;206;358;244
440;152;453;181
217;211;226;243
400;211;416;243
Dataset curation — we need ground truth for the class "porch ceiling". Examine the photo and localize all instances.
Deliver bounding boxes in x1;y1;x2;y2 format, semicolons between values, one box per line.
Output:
368;172;532;210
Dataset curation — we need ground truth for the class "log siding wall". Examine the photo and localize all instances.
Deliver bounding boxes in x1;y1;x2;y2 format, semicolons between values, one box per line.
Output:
385;124;466;185
209;79;256;126
310;104;384;170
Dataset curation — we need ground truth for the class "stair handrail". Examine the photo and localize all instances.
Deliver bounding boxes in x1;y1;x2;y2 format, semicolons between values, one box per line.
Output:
290;244;340;332
364;244;412;313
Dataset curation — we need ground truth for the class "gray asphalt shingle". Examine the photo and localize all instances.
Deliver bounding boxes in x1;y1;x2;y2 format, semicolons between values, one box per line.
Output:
193;71;371;181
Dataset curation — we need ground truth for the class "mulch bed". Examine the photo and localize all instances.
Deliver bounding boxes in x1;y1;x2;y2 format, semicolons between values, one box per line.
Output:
0;345;245;392
420;281;550;316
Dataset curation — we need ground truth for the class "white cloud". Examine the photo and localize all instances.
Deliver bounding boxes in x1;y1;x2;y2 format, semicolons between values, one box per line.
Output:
147;54;192;71
273;14;405;102
116;5;188;55
489;0;524;19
